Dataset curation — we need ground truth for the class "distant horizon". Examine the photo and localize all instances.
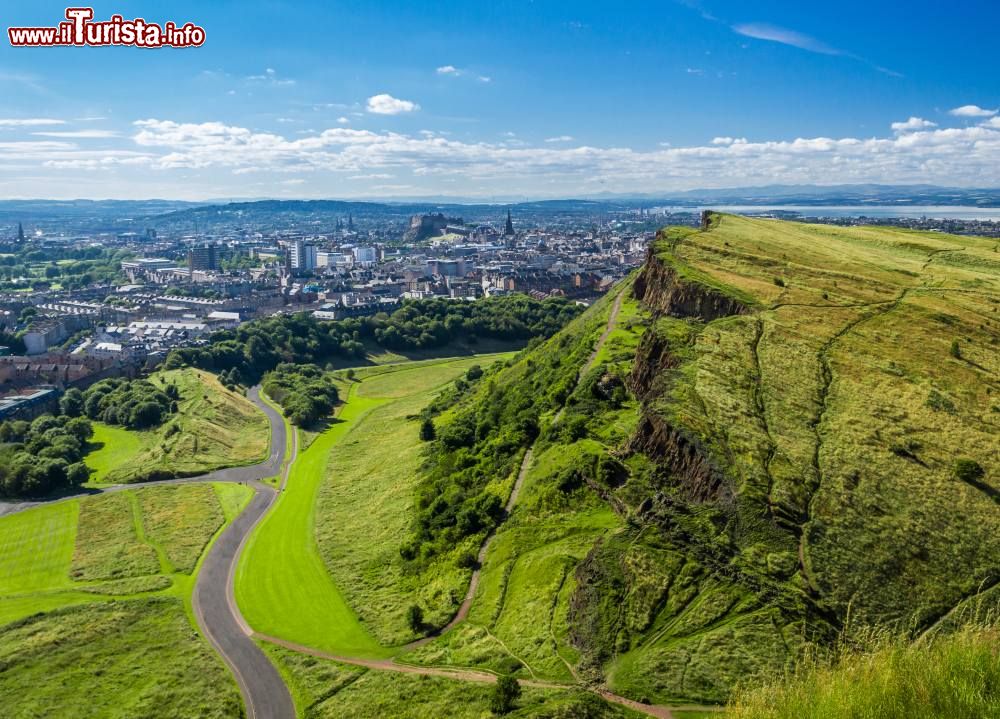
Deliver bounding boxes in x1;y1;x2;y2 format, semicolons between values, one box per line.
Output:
4;182;1000;206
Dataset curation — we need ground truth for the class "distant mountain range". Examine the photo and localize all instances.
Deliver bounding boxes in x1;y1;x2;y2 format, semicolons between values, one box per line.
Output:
3;185;1000;230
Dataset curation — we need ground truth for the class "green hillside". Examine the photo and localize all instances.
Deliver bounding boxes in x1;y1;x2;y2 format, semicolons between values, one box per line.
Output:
401;213;1000;707
85;368;269;484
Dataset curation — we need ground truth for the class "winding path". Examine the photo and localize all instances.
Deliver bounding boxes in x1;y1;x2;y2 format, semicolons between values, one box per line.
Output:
3;295;697;719
0;387;297;719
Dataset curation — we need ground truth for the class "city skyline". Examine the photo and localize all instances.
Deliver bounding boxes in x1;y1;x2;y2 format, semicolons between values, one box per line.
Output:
1;1;998;199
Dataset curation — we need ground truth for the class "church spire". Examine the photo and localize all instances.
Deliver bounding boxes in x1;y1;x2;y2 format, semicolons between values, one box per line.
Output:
504;208;514;236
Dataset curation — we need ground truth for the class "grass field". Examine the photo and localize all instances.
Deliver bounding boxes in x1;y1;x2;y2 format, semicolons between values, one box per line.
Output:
0;599;242;718
316;356;511;645
728;625;1000;719
265;644;640;719
85;368;269;484
0;482;251;625
237;354;508;655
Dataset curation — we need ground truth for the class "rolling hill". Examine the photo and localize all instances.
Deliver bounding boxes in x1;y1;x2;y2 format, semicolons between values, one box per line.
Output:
402;212;999;706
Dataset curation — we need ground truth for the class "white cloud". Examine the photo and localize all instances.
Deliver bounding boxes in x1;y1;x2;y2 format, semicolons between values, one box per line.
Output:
949;104;997;118
732;23;839;55
436;65;459;75
32;130;119;139
0;118;65;127
477;76;492;83
336;116;350;125
366;94;419;115
545;135;574;143
109;115;1000;194
890;117;937;133
246;68;295;87
11;110;1000;196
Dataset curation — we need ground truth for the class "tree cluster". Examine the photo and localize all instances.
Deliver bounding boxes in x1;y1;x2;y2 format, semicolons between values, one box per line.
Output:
261;363;338;427
0;414;93;497
69;378;178;430
163;296;582;383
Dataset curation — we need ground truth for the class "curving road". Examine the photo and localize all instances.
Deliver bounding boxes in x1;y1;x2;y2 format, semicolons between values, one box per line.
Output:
0;386;297;719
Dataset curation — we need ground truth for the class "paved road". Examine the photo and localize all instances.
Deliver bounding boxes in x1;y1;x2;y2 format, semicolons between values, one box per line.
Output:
192;479;295;719
0;386;297;719
0;386;286;518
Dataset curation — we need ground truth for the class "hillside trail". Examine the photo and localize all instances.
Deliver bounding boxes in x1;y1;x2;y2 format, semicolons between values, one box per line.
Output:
403;289;625;651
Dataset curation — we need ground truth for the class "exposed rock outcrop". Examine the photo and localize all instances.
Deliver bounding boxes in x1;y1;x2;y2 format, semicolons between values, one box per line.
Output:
626;411;732;505
632;248;750;322
628;327;681;400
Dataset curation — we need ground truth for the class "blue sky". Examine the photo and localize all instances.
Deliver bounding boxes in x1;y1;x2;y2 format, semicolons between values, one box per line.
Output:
1;0;998;199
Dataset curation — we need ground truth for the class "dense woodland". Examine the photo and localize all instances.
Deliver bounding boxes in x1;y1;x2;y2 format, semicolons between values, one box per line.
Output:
166;295;582;383
0;377;179;498
66;378;178;430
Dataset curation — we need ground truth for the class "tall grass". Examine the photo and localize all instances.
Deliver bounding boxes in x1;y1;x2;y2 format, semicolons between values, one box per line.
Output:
728;625;1000;719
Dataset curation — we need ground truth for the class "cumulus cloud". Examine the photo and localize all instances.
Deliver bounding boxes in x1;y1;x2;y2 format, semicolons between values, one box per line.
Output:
10;112;1000;195
336;116;350;125
366;94;419;115
0;118;65;127
545;135;574;143
436;65;459;75
891;117;937;133
949;104;997;118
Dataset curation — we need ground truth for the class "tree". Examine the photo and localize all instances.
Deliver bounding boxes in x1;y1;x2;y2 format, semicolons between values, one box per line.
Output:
59;388;85;417
954;458;985;484
128;401;164;429
406;604;424;633
420;418;436;441
65;462;90;486
490;675;521;715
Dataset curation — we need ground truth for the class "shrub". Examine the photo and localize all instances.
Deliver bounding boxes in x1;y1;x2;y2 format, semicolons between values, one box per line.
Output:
490;675;521;715
419;418;436;441
406;604;424;633
954;458;985;484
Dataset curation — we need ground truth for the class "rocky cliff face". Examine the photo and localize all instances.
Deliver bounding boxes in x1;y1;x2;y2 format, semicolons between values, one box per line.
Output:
626;411;732;504
628;326;680;400
627;246;749;504
632;248;749;322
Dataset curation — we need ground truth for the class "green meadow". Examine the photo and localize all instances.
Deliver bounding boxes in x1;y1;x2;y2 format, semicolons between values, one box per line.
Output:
85;368;269;484
236;354;509;655
0;482;251;624
0;483;252;717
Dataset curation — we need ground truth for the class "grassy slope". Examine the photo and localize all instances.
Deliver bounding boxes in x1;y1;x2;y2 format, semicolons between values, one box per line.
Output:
0;599;242;719
393;216;997;708
0;482;252;625
728;626;1000;719
236;354;507;654
598;215;1000;704
265;644;640;719
85;368;269;484
399;288;638;682
315;356;511;645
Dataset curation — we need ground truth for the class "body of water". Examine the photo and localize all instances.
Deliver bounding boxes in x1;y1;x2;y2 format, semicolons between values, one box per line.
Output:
657;205;1000;221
